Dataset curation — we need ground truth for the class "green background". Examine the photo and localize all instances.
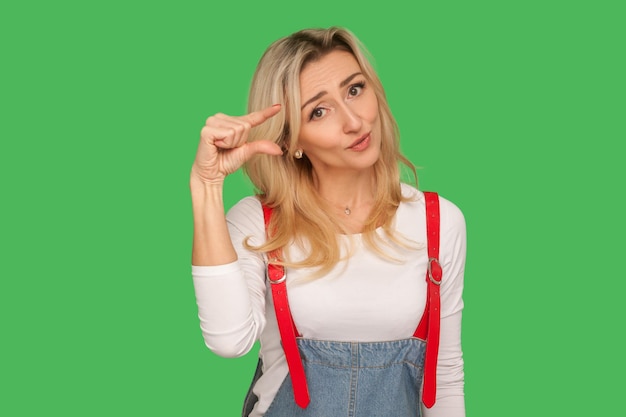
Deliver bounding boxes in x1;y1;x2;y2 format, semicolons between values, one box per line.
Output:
2;0;624;415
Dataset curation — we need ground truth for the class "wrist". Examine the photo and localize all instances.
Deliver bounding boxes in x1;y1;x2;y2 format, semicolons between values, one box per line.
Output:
190;175;225;206
190;163;226;186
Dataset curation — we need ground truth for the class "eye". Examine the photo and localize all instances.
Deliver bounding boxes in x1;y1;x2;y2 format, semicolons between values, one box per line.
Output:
309;107;327;120
348;82;365;97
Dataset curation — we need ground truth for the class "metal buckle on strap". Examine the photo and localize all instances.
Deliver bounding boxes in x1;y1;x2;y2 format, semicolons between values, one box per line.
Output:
427;257;442;285
268;258;287;284
269;274;287;284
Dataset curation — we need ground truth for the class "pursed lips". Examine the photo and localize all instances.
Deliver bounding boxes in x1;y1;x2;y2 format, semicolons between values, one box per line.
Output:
347;132;371;150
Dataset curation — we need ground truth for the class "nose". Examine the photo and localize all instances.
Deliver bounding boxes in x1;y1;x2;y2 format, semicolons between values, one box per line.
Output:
340;103;362;134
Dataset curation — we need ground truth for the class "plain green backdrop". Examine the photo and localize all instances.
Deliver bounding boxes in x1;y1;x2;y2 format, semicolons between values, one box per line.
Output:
1;0;624;415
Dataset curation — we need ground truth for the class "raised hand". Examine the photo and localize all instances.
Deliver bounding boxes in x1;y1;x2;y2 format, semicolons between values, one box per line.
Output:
191;104;283;185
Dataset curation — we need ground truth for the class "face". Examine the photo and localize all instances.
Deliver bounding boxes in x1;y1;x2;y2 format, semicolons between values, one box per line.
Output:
297;50;381;176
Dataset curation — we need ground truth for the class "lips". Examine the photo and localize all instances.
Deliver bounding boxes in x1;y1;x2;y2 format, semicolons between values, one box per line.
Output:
347;132;371;151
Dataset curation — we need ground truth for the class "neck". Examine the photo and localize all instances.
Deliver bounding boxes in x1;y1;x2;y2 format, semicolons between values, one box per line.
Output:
312;169;376;213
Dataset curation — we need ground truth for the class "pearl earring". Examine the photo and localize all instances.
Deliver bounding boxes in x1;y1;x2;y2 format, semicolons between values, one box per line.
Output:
294;149;303;159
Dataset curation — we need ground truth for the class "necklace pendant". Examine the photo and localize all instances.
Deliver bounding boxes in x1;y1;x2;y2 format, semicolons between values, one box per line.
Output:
344;207;351;215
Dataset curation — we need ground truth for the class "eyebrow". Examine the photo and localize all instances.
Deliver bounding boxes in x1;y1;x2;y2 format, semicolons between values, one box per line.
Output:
300;72;363;110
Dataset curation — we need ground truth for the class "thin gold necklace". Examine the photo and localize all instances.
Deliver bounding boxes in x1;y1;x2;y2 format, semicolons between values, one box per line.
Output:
320;196;372;216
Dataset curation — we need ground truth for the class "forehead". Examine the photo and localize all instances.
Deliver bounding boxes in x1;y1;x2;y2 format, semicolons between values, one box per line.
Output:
299;50;362;95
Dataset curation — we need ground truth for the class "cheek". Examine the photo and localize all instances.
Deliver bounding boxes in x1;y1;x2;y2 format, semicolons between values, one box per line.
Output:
298;125;332;150
364;95;380;122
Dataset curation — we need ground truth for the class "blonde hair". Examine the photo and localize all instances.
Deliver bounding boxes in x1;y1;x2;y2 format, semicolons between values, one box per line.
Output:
244;27;417;275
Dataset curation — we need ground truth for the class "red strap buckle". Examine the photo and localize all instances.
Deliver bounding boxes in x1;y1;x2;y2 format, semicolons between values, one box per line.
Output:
427;257;442;285
267;257;286;284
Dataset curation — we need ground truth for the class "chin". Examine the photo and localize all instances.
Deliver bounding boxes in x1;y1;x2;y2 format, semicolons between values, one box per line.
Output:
357;146;382;170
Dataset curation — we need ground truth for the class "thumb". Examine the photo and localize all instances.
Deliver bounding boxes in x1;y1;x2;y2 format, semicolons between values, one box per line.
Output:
221;140;283;176
245;140;283;157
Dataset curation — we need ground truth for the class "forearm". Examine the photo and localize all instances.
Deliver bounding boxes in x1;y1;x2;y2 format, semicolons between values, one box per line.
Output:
191;195;269;357
190;174;237;266
192;263;261;357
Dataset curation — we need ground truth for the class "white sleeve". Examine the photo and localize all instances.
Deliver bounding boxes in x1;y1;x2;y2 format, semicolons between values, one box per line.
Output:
423;197;467;417
191;197;268;358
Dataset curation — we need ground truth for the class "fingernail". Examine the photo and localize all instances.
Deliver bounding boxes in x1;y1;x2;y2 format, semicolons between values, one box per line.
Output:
272;103;281;107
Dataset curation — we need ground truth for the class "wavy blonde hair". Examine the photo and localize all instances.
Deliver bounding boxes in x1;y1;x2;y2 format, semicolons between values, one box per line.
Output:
244;27;417;275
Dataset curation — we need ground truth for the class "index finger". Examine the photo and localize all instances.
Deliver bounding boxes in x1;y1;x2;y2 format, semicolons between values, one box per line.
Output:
242;104;282;127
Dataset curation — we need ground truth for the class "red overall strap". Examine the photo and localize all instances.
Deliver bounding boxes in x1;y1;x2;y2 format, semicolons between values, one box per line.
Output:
262;205;310;408
413;191;442;408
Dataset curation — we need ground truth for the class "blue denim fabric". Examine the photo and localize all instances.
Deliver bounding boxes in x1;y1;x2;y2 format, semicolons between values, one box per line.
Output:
255;337;426;417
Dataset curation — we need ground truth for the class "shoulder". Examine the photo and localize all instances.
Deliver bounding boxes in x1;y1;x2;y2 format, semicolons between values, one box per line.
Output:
400;182;420;200
227;195;262;215
226;196;264;237
400;183;465;231
437;194;466;233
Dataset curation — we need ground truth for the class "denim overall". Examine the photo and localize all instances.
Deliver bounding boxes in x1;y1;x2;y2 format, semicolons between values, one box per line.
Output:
255;336;427;417
243;193;441;417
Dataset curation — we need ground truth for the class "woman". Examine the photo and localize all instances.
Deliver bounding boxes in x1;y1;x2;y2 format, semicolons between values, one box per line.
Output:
190;27;466;417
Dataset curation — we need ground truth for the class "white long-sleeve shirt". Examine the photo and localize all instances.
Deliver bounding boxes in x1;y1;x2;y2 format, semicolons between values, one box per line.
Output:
192;184;466;416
